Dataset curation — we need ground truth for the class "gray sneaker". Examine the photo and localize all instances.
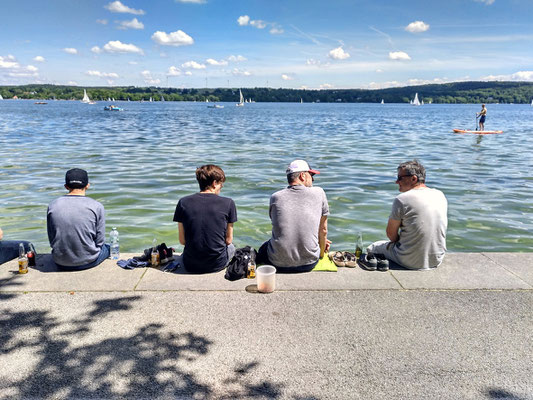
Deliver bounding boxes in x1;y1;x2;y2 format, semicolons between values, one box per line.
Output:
375;254;390;271
358;253;378;271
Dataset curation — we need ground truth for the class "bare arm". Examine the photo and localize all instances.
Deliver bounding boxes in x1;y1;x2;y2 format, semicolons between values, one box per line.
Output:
386;218;401;242
0;228;3;240
225;223;234;245
178;222;186;246
318;215;328;258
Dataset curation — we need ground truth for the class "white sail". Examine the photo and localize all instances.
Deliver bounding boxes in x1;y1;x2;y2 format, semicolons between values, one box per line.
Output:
161;95;165;102
412;93;421;106
0;93;3;100
381;99;384;104
81;89;90;103
149;97;153;102
107;97;111;102
236;89;244;106
300;98;303;103
531;99;533;106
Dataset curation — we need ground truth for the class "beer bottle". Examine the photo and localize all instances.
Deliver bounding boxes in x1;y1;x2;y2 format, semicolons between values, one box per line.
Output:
355;232;363;258
151;238;159;267
27;243;36;267
18;243;29;274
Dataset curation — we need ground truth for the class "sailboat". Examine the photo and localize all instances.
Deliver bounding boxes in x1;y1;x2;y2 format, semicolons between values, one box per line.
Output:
300;98;303;104
412;93;421;106
236;89;244;107
0;94;3;100
161;95;165;102
380;99;384;104
81;89;96;104
149;97;153;102
531;99;533;106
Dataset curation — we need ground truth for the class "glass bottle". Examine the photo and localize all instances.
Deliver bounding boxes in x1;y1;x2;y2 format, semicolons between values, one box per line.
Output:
27;243;36;267
18;243;28;274
151;238;159;267
355;232;363;258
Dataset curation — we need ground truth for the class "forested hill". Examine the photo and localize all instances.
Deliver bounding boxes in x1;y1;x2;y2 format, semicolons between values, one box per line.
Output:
1;81;533;104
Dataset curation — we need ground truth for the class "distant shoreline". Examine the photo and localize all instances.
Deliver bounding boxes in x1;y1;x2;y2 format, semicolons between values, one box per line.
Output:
2;81;533;104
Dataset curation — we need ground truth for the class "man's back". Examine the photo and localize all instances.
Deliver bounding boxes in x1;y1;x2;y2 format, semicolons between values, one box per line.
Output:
390;187;447;269
268;185;329;267
47;195;105;266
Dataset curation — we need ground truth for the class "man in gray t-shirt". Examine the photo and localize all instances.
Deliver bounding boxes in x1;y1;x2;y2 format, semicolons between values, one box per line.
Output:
256;160;330;273
47;168;109;270
365;160;448;270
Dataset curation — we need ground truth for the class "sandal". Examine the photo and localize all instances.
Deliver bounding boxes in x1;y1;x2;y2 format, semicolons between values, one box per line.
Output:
329;251;345;267
343;251;357;268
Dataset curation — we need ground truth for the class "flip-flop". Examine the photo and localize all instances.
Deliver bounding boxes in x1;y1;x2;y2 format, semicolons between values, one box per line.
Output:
343;251;357;268
329;251;345;267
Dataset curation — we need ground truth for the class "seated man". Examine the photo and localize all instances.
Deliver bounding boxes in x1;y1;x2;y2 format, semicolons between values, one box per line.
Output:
364;160;448;270
47;168;109;270
0;227;34;265
256;160;330;273
173;164;237;274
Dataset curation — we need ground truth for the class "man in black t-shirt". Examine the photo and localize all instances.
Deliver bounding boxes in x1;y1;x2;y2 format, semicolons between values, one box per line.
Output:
173;165;237;273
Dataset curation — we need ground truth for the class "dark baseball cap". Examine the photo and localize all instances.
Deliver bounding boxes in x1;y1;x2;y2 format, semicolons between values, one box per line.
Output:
65;168;89;189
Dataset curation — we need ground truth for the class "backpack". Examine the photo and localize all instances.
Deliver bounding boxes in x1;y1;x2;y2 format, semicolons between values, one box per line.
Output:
224;246;257;281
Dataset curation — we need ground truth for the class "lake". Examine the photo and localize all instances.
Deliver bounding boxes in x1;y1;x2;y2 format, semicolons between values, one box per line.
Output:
1;100;532;253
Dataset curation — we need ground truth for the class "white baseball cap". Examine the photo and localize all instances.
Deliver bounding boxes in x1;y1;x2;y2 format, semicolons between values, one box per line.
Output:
285;159;320;175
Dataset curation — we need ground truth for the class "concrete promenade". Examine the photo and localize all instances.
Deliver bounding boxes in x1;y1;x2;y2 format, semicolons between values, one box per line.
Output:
1;253;532;399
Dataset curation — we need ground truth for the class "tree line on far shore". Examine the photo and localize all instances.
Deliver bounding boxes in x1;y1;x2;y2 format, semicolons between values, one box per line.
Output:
1;81;533;104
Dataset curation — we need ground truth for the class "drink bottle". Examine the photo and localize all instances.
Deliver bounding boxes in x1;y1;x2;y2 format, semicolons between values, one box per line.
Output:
355;232;363;258
27;243;36;267
151;238;159;267
18;243;28;274
110;227;120;260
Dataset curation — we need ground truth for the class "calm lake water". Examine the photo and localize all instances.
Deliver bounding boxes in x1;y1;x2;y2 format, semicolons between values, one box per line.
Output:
1;100;532;253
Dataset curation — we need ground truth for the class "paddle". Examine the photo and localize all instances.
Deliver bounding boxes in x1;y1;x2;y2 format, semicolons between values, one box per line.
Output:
475;114;480;131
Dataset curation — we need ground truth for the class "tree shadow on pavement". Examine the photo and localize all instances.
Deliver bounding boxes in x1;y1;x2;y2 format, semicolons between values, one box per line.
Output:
0;295;285;399
485;388;530;400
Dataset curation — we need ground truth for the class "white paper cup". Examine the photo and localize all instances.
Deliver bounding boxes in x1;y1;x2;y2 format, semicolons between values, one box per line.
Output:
256;265;276;293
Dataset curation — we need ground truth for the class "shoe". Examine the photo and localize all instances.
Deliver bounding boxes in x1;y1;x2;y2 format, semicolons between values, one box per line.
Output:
329;251;345;267
133;248;151;262
375;254;389;271
343;251;357;268
358;253;378;271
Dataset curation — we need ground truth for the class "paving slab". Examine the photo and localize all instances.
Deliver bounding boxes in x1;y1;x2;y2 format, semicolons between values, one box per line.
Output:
482;252;533;287
0;254;145;292
390;252;532;290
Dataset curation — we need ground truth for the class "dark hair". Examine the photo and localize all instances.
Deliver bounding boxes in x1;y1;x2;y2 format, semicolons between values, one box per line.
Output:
196;164;226;191
287;172;301;184
398;160;426;183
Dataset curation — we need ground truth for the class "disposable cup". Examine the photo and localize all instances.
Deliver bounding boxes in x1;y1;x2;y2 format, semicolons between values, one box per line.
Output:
256;265;276;293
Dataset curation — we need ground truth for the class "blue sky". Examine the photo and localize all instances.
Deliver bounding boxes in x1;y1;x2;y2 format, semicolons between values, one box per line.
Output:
1;0;532;89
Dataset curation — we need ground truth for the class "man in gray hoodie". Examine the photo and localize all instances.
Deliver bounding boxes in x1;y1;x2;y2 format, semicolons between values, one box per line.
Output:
47;168;109;270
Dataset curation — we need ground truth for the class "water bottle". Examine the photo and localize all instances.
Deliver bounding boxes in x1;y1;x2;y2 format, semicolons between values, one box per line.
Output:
110;227;120;260
18;243;28;274
355;232;363;258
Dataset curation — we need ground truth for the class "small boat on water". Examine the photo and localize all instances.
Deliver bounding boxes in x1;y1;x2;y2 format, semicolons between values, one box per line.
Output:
104;105;123;111
236;89;244;107
381;99;384;104
0;94;3;100
81;89;96;104
412;93;421;106
207;104;224;109
34;101;47;105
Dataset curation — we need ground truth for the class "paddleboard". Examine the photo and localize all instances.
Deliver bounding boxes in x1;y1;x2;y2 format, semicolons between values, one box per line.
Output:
453;129;503;135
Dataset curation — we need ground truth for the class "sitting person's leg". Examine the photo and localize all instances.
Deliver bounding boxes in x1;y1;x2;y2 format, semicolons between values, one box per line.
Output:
0;240;33;265
256;241;272;265
58;244;110;271
366;240;404;267
275;260;318;274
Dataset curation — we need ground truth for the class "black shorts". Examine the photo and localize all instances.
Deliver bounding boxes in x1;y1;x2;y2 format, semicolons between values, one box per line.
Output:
480;115;486;123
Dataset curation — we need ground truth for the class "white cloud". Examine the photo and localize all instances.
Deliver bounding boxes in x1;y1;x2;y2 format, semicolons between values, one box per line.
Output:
328;47;350;60
237;15;250;26
389;51;411;61
118;17;144;30
33;56;45;62
182;61;206;69
270;27;284;35
376;68;383;73
320;83;333;89
91;46;102;54
0;56;19;69
405;21;430;33
482;70;533;81
104;1;145;15
151;30;194;46
474;0;495;5
185;71;193;76
141;70;160;84
26;65;38;72
206;58;228;66
68;81;78;86
175;0;206;3
86;70;119;78
281;74;294;81
167;66;182;76
103;40;144;54
96;19;108;25
228;55;247;62
128;61;138;65
63;48;78;55
250;20;266;29
232;68;252;76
